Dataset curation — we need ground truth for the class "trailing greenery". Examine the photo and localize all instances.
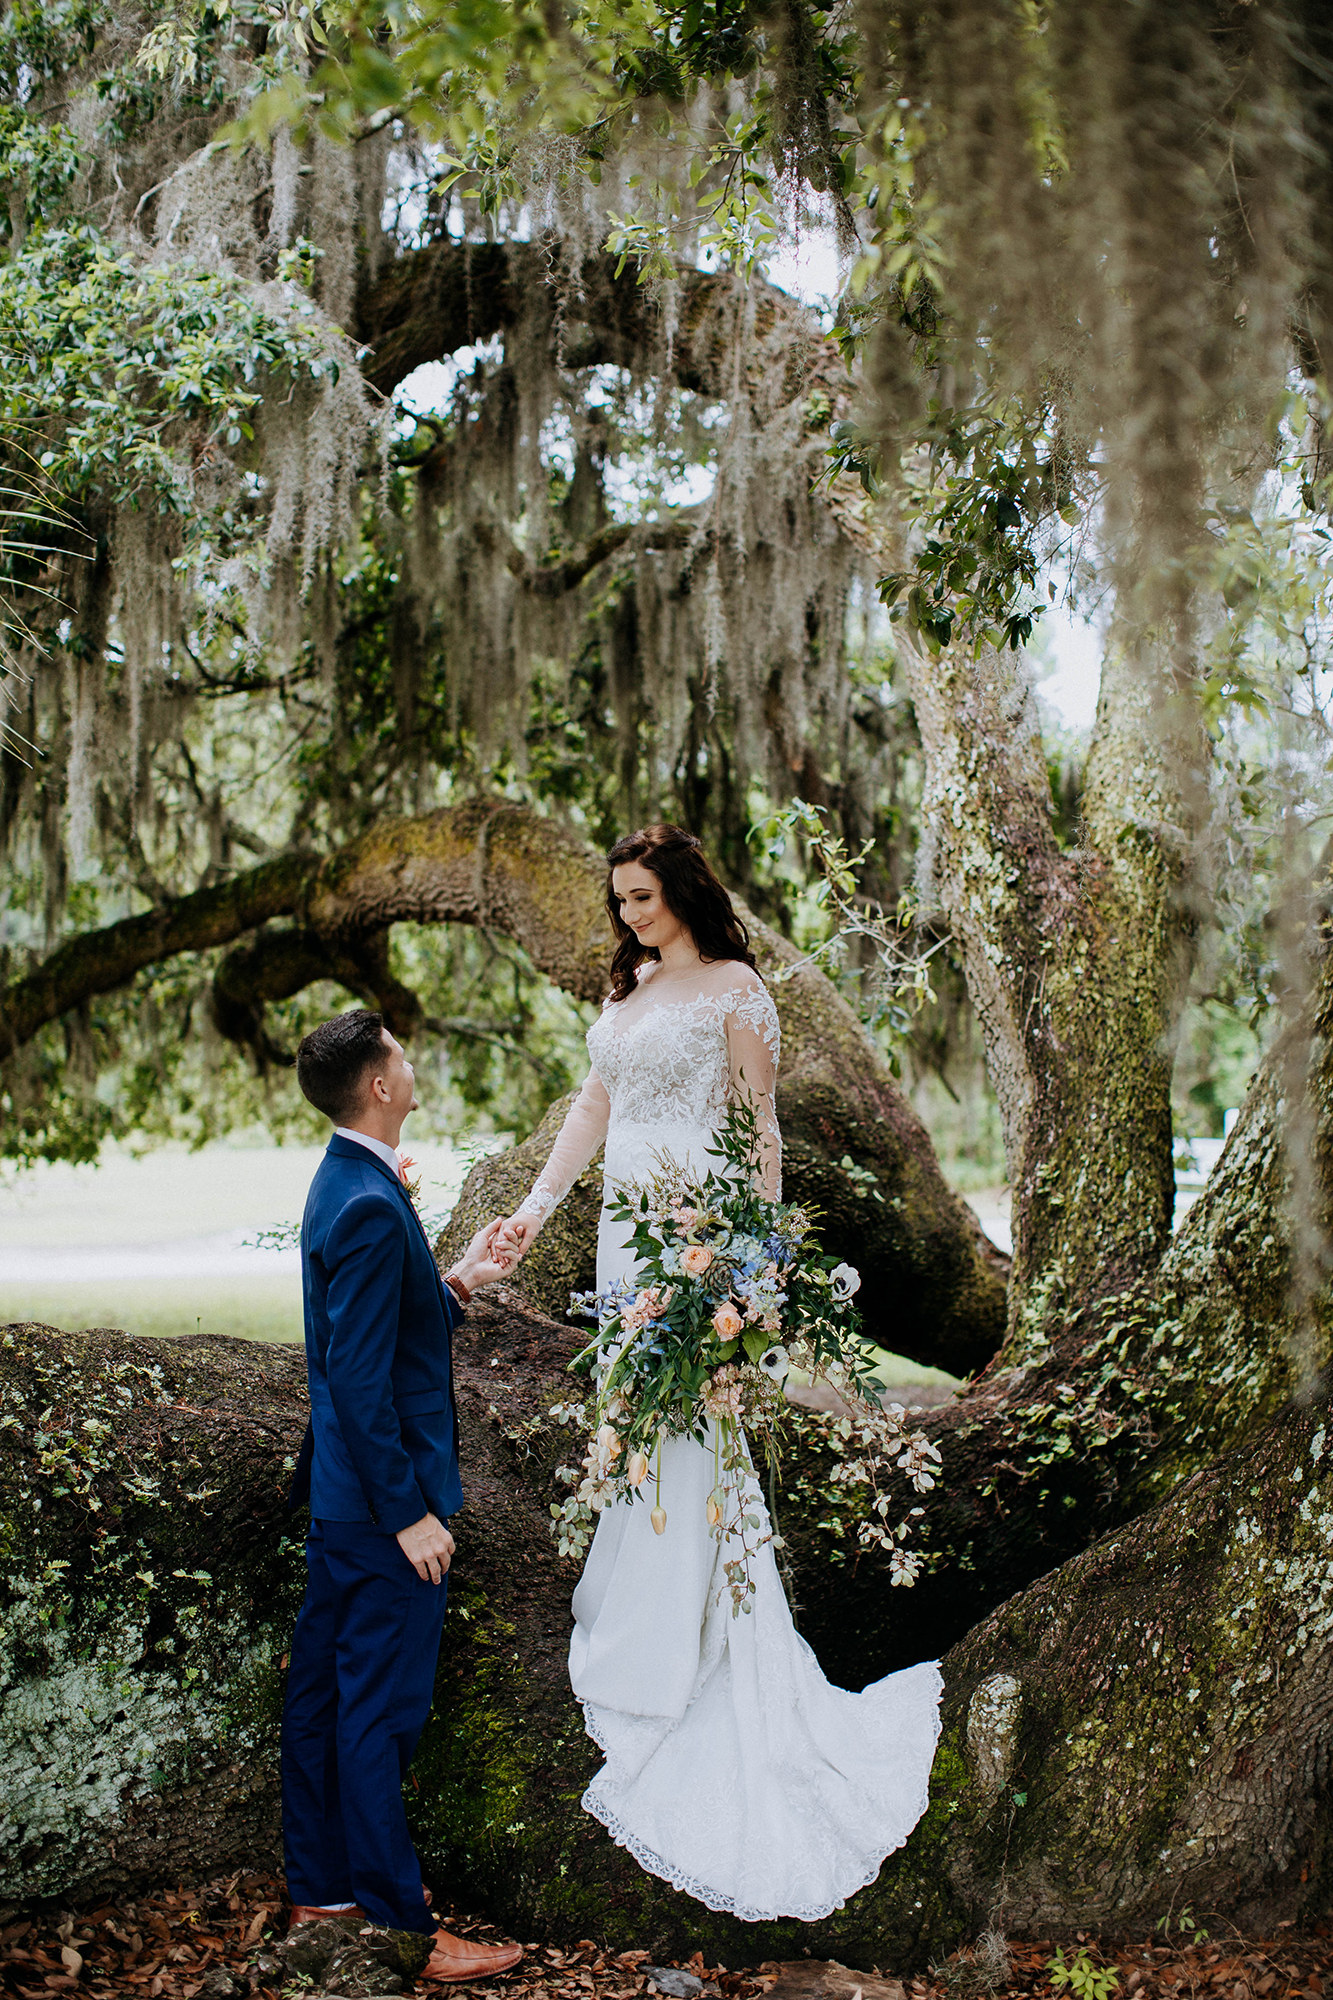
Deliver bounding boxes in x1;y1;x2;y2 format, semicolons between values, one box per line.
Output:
0;226;339;503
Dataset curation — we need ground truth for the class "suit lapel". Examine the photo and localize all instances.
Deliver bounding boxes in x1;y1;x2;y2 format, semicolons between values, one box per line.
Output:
397;1176;446;1276
325;1136;447;1298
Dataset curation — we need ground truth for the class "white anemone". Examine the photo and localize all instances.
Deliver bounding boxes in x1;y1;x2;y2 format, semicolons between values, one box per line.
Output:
830;1261;861;1301
758;1344;791;1383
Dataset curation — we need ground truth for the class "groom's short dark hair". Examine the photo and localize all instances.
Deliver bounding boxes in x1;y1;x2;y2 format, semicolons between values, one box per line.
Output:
297;1009;387;1123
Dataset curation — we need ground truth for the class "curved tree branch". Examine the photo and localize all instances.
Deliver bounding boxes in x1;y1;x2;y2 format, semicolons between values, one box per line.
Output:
0;854;315;1061
0;799;1007;1373
210;924;425;1069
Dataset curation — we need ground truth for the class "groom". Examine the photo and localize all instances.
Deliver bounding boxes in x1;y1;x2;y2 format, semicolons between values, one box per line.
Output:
282;1008;522;1983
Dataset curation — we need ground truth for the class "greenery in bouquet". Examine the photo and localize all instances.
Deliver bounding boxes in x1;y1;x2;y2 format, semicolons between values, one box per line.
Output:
548;1101;943;1610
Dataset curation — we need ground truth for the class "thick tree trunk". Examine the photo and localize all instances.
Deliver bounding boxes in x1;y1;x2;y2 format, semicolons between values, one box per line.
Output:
791;963;1333;1686
0;801;1006;1373
890;629;1211;1354
3;1313;1329;1949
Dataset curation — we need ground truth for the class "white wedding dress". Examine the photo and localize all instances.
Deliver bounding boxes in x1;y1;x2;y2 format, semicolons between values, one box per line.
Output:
517;959;942;1922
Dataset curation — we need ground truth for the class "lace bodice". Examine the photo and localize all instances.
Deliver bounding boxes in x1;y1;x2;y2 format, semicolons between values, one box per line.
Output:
588;983;778;1133
517;964;781;1222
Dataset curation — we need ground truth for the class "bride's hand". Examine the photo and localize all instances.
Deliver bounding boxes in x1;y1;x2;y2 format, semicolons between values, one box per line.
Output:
448;1218;516;1294
498;1212;538;1261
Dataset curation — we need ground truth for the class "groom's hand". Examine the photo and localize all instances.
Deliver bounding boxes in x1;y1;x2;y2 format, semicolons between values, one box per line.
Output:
397;1511;456;1584
450;1218;517;1294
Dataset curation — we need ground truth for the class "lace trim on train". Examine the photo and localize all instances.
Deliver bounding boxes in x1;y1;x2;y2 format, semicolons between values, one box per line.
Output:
576;1678;945;1925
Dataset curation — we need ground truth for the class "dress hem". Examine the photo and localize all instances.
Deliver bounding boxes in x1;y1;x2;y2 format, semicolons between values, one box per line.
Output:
577;1667;945;1924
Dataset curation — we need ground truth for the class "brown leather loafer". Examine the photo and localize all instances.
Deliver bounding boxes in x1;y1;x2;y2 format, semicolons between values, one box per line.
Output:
423;1927;523;1983
289;1886;430;1929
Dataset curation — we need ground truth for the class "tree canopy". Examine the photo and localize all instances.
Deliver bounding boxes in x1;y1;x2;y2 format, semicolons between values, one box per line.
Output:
1;0;1332;1230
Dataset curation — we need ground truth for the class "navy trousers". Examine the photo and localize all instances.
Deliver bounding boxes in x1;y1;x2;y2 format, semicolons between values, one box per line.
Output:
281;1519;448;1934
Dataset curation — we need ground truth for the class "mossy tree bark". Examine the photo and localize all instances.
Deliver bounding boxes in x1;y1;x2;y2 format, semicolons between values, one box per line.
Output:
0;800;1006;1375
3;1313;1330;1947
788;949;1333;1685
895;631;1210;1356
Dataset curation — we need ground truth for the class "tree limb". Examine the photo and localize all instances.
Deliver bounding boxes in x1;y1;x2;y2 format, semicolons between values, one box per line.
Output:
0;799;1008;1372
210;924;424;1069
0;853;316;1062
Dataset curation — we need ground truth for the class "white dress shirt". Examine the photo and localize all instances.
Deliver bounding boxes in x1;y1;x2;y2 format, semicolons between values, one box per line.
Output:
334;1126;403;1177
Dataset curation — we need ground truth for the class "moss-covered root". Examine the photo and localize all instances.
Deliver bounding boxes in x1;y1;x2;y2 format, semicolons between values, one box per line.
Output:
0;1323;308;1906
445;1377;1333;1956
4;1311;1329;1948
938;1386;1333;1933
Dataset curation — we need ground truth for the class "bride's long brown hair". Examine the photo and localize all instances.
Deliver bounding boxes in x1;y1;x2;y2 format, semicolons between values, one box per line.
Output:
606;825;757;1003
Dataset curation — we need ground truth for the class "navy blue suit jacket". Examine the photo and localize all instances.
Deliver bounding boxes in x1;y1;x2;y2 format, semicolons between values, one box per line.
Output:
291;1135;464;1532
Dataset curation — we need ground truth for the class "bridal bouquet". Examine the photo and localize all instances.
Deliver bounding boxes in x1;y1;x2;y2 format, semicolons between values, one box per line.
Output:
550;1101;941;1609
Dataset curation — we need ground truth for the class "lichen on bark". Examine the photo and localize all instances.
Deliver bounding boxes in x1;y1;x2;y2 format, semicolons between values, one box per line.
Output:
0;1324;306;1904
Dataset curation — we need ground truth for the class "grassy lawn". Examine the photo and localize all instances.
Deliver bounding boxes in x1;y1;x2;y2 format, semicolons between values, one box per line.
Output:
2;1277;304;1344
0;1138;481;1344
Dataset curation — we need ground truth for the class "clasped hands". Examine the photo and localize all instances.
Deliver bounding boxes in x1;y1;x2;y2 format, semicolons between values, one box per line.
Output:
448;1213;522;1295
446;1209;539;1297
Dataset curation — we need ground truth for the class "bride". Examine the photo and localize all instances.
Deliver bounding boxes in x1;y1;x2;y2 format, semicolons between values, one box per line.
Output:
498;823;942;1923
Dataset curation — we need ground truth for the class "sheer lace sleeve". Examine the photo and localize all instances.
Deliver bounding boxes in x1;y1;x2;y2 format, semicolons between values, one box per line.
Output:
515;1067;611;1226
724;982;782;1199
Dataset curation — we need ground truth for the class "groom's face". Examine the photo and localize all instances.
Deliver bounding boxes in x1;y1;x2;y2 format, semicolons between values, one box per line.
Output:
366;1027;418;1124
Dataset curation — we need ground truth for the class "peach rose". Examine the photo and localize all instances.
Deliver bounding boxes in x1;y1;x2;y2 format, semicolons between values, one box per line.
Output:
712;1302;743;1340
682;1244;714;1276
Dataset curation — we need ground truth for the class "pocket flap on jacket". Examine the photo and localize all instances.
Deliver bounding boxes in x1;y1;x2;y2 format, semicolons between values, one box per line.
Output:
397;1389;448;1415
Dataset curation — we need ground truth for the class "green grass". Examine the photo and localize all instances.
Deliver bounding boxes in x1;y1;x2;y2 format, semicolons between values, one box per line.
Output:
867;1346;962;1391
0;1279;303;1344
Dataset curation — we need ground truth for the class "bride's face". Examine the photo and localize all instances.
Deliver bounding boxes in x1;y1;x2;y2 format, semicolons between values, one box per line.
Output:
612;861;690;953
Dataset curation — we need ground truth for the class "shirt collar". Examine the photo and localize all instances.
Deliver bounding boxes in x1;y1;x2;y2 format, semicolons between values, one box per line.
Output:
333;1127;403;1178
